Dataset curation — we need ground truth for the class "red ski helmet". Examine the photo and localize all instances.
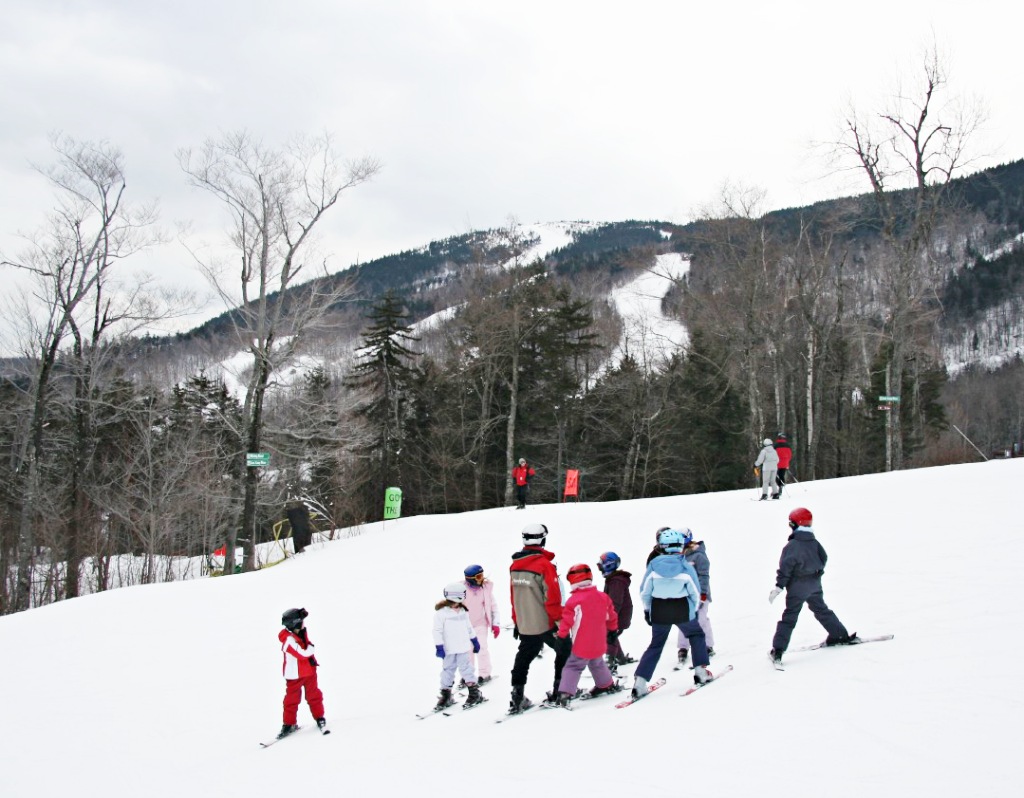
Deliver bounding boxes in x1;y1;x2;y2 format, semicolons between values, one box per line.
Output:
567;563;593;586
788;507;813;528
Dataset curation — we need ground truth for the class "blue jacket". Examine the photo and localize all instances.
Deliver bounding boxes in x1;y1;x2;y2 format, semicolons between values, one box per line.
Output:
639;553;701;621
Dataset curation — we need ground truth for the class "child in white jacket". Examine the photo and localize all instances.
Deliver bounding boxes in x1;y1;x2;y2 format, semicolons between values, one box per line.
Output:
463;564;501;684
432;583;483;710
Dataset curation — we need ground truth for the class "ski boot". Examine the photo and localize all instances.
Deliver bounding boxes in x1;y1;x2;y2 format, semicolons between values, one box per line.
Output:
631;676;648;700
693;665;713;685
589;682;621;698
677;648;689;665
509;685;532;714
464;683;484;707
477;675;493;685
769;648;783;664
435;688;455;710
315;717;329;733
276;724;299;740
824;632;857;647
707;647;716;658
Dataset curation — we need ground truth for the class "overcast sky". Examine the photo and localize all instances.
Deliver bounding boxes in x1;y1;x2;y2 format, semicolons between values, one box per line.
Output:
2;0;1022;334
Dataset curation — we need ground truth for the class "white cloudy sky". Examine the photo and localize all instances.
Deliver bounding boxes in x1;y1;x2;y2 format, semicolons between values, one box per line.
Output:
1;0;1021;332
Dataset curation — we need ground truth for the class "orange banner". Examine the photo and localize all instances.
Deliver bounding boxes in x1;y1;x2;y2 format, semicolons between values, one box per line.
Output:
563;469;579;498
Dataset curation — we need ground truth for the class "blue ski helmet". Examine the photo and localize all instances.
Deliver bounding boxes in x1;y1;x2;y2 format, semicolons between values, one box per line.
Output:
680;528;694;546
597;552;621;576
464;564;485;585
657;528;686;553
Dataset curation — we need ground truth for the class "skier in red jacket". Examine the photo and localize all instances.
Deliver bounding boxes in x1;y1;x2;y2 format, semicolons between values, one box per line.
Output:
512;458;536;509
774;434;793;497
276;607;328;740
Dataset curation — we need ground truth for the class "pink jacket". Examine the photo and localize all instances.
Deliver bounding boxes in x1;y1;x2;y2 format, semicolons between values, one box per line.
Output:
279;629;316;680
557;584;618;659
463;579;500;630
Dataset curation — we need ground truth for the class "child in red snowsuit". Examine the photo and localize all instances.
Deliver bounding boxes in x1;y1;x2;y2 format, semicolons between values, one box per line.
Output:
552;564;620;706
277;607;328;739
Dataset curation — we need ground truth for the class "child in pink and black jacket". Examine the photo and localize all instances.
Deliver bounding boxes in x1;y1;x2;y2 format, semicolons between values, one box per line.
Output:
552;563;620;706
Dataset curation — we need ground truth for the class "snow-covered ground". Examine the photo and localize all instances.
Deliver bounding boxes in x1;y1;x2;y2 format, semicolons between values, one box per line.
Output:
3;458;1021;797
601;251;690;373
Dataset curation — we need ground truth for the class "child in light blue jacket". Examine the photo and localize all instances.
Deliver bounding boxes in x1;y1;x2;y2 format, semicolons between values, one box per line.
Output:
632;529;712;697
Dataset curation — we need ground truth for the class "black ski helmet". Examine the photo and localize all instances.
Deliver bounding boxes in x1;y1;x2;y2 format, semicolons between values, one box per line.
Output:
282;607;308;631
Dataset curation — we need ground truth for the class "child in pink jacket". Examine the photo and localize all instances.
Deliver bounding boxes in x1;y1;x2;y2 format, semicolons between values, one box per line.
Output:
276;607;328;740
552;564;620;706
463;564;501;683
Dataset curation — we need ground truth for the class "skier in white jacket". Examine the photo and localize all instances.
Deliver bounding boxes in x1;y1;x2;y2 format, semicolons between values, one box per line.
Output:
432;583;483;710
754;438;780;501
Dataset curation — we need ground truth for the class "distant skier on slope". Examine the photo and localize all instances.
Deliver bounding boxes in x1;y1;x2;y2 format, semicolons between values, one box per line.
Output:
754;438;780;500
768;507;856;666
512;457;536;509
774;433;792;497
276;608;328;740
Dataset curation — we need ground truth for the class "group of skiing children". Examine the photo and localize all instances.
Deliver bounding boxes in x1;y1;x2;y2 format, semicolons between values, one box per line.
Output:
274;504;853;732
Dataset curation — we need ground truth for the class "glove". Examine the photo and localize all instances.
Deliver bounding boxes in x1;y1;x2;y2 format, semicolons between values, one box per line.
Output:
700;594;707;602
513;626;520;640
644;610;652;626
606;629;619;645
471;638;480;654
754;467;760;477
435;645;445;658
769;587;782;604
309;655;319;668
491;625;500;639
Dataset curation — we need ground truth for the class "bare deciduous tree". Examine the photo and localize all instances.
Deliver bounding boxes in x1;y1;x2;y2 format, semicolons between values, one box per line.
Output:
178;131;379;573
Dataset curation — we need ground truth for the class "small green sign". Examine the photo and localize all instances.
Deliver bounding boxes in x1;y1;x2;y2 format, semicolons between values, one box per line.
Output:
246;452;271;467
384;487;403;520
878;395;901;402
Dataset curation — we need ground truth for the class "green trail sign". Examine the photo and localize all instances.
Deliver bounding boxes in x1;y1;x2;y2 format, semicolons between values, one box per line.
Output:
246;452;271;467
878;396;901;402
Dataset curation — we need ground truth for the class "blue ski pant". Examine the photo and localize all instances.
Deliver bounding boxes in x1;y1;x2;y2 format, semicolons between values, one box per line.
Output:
635;618;708;682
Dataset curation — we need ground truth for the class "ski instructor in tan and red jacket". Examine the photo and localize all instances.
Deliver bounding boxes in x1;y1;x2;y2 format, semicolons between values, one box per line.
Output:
507;523;570;713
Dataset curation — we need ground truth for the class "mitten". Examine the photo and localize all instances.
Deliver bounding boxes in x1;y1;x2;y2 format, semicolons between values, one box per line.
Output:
644;610;652;626
471;638;481;653
513;626;520;640
492;625;500;639
700;594;707;602
754;467;760;477
606;629;619;645
769;587;782;604
435;644;446;658
309;655;319;668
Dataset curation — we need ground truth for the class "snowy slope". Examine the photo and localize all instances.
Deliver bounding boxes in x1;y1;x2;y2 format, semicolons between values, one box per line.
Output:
1;460;1022;798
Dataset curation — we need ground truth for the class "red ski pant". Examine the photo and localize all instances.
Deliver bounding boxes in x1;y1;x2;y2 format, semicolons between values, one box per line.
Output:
283;673;325;724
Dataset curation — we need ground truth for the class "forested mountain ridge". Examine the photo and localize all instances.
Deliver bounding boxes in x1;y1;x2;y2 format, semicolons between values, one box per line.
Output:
3;149;1023;614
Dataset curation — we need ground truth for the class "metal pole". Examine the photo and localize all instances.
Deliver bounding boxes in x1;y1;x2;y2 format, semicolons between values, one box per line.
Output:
951;424;989;462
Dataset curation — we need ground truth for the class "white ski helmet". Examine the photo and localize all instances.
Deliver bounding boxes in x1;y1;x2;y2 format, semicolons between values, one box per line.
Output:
443;582;467;603
522;523;548;546
763;438;773;446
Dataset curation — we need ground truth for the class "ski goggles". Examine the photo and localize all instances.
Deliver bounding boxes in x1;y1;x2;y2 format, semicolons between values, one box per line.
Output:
468;572;485;584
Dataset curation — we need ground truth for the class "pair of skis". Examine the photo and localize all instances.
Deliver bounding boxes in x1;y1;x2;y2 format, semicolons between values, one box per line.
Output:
613;664;735;709
769;634;894;671
260;723;331;748
416;697;490;719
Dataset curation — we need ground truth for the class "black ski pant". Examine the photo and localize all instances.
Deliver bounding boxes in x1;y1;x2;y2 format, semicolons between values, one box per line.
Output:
511;628;570;694
515;484;529;508
772;576;848;653
776;468;788;495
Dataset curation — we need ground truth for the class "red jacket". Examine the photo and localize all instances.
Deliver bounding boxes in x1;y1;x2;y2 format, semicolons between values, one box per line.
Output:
774;438;792;468
558;584;618;659
510;547;562;635
512;464;535;486
279;629;316;680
